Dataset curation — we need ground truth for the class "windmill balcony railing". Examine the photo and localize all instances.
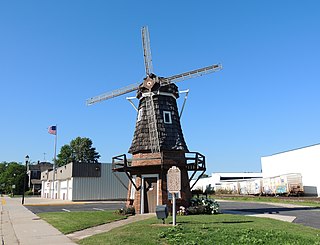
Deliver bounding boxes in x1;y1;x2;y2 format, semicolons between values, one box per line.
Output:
185;152;207;190
112;152;205;171
112;154;132;171
111;151;206;190
185;152;206;171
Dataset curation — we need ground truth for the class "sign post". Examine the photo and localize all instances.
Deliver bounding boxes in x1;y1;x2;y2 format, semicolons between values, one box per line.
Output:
167;166;181;226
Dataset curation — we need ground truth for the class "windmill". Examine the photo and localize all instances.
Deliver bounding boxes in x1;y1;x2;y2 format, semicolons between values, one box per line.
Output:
87;26;222;214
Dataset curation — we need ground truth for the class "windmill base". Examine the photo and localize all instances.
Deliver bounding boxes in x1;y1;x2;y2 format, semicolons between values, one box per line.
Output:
126;151;192;214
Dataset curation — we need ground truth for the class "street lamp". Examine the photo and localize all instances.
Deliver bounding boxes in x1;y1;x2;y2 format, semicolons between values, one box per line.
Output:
22;155;29;205
12;173;16;197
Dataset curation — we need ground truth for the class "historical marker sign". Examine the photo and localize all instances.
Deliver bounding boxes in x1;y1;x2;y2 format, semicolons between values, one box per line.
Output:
167;166;181;193
167;166;181;226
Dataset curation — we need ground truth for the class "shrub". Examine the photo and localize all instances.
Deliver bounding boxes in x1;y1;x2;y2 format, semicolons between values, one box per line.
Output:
186;197;219;215
191;188;203;197
215;188;234;195
115;206;135;216
186;205;207;215
25;190;34;196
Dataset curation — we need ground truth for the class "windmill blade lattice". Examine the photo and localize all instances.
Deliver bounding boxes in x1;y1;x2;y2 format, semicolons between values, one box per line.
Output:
86;82;140;106
141;26;153;76
161;64;222;85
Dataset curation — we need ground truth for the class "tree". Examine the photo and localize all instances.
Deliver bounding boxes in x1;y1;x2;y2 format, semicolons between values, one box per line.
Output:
56;145;73;167
0;162;26;195
56;137;100;167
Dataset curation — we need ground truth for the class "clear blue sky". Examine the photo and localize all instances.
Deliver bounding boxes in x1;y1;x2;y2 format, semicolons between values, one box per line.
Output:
1;1;320;174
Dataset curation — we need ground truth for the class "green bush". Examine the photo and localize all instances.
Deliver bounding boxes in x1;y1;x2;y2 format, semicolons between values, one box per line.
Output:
25;190;34;196
115;206;135;216
186;197;219;215
191;188;203;197
215;188;234;195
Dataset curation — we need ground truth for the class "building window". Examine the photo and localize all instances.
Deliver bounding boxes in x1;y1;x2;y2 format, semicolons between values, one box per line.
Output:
163;111;172;124
137;108;143;121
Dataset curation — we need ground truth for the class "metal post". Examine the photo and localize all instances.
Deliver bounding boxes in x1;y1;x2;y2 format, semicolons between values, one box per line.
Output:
172;193;176;226
52;126;57;199
22;155;29;205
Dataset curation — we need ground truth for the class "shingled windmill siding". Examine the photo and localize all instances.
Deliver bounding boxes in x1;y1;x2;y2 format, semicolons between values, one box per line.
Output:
129;83;188;153
124;81;194;214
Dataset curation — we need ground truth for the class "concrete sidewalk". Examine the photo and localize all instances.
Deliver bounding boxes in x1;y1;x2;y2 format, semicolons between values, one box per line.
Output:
0;196;75;245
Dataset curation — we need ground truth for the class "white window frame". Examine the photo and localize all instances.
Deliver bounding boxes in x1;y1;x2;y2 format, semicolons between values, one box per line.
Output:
163;111;172;124
137;108;143;121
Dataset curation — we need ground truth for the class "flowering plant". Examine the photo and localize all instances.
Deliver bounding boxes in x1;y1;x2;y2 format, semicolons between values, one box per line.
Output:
187;197;219;215
177;206;186;215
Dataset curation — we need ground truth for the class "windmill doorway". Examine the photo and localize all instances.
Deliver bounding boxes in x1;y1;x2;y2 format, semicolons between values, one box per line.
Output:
142;175;158;213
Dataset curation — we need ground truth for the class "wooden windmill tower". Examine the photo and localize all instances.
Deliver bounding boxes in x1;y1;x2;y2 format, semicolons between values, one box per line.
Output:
87;26;222;214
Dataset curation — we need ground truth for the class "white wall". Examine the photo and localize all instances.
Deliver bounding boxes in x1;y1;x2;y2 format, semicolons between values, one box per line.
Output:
68;179;73;200
59;180;68;200
190;172;262;192
190;177;214;192
261;144;320;196
41;180;51;198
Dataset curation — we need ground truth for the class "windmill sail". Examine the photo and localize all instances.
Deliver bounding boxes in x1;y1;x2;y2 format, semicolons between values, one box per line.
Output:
161;64;222;85
86;82;140;106
141;26;153;76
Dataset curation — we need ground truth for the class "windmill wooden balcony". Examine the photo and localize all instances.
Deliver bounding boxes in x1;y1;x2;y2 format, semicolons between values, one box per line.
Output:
112;151;206;190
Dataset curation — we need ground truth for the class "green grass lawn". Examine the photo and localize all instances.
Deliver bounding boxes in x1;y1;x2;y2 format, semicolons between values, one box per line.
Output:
212;195;320;207
78;214;320;245
38;211;127;234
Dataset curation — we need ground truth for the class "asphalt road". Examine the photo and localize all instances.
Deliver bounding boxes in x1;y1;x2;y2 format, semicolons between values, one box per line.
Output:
219;201;320;229
25;202;126;214
25;201;320;229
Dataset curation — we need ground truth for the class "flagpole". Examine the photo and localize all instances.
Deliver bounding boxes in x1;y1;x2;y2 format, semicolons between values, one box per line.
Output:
52;125;57;199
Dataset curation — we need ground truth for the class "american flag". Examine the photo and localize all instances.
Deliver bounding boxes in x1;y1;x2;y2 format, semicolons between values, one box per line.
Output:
48;125;57;135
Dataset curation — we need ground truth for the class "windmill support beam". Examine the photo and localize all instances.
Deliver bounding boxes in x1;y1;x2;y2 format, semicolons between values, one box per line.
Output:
126;97;138;111
179;89;189;118
112;172;129;190
189;170;206;190
112;154;140;191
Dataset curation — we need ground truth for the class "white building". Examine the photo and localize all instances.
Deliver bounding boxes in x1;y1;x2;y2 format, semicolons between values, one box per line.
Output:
41;162;128;201
191;172;262;192
261;144;320;197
